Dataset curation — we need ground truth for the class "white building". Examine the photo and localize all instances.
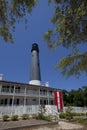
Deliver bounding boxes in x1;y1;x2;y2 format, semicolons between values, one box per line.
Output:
0;43;63;116
0;80;58;106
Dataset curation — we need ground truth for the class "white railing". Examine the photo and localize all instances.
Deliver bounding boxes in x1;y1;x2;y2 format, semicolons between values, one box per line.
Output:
45;105;58;116
0;105;87;118
0;91;53;98
64;106;87;113
0;105;40;118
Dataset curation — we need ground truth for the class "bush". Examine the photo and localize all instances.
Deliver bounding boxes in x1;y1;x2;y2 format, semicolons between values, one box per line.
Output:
37;113;51;121
22;114;29;120
86;112;87;116
3;115;9;121
37;113;46;120
65;106;73;121
36;106;51;122
66;113;73;120
74;118;87;126
11;115;18;121
32;114;37;119
72;112;85;116
45;116;52;122
59;113;66;119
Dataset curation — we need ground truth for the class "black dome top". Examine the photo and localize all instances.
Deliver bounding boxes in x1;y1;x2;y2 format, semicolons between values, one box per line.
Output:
31;43;39;52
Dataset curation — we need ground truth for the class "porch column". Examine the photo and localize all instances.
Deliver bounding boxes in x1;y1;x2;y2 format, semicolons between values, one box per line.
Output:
47;89;49;105
11;85;15;115
39;88;40;105
23;87;26;113
0;83;2;92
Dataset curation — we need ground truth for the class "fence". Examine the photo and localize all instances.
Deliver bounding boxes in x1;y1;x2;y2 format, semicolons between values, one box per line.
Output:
0;105;57;118
0;105;40;117
0;105;87;118
64;106;87;113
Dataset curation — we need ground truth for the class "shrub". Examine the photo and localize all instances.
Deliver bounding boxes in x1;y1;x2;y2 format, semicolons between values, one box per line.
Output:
22;114;29;120
45;116;52;122
37;113;46;120
72;112;85;116
59;113;66;119
65;112;73;120
37;113;51;121
3;115;9;121
86;112;87;116
36;106;52;122
32;114;37;119
37;106;46;120
11;114;18;121
74;118;87;126
65;106;73;121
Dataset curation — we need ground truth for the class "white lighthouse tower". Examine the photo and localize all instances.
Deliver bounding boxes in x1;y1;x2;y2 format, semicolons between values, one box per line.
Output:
29;43;41;85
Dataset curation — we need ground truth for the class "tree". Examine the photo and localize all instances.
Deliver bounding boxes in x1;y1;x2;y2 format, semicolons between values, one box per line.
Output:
0;0;37;42
62;87;87;107
67;89;76;106
44;0;87;77
73;88;84;106
82;86;87;106
62;89;69;106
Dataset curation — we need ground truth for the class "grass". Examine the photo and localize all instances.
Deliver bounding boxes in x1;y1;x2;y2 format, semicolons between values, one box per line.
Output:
74;118;87;126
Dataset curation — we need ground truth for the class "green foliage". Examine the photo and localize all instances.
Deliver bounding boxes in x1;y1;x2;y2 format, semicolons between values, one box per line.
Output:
45;116;52;122
11;114;18;121
0;0;37;42
44;0;87;77
37;113;51;121
86;112;87;116
37;106;52;121
22;114;29;120
32;114;37;119
3;115;9;121
62;86;87;107
72;112;85;116
37;112;46;120
59;112;86;119
59;112;73;120
37;106;46;120
59;112;66;119
74;118;87;126
65;106;73;120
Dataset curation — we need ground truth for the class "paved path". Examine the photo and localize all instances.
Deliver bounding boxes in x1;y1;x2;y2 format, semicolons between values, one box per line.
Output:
0;119;85;130
0;119;57;130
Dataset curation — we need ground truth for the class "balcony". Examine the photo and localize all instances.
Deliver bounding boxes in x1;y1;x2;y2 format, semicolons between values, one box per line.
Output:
0;88;54;98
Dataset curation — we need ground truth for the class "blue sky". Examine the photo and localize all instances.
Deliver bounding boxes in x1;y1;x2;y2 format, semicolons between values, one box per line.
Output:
0;0;87;91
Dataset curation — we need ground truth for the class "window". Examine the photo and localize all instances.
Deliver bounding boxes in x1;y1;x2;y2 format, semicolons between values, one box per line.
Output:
9;99;12;105
32;99;36;101
5;99;7;105
1;99;3;105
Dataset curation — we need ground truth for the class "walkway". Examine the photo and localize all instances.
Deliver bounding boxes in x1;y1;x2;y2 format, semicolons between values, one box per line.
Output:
0;119;85;130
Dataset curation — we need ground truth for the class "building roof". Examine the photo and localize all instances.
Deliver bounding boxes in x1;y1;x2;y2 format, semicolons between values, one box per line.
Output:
0;80;61;91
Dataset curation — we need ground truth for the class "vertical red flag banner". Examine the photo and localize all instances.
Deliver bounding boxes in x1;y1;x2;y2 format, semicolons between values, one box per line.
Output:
54;91;64;111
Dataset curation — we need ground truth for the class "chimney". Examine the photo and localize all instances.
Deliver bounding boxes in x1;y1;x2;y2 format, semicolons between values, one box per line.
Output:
29;43;41;85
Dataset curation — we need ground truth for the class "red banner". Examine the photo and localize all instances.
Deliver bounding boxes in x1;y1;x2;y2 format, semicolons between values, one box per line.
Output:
54;91;64;111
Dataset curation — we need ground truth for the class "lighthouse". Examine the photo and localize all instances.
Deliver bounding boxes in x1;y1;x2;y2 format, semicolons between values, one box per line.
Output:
29;43;41;85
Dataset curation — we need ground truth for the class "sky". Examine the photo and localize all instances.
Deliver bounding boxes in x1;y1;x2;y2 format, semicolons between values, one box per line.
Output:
0;0;87;91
